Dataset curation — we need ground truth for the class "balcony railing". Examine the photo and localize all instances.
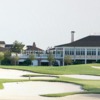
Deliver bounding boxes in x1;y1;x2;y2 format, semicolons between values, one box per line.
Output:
18;54;63;59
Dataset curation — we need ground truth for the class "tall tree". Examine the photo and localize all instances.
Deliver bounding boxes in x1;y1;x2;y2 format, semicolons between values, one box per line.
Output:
47;52;54;66
11;40;24;54
11;41;24;65
0;52;4;65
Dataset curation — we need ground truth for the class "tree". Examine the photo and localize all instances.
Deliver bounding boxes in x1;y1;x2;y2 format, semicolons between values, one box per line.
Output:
4;51;11;59
0;52;4;65
64;55;72;65
1;51;11;65
11;40;24;54
10;55;19;65
29;54;35;65
23;58;31;66
11;40;24;65
47;52;55;66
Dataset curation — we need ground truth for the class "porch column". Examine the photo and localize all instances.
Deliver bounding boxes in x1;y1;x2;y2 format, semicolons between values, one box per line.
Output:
63;47;65;66
74;47;76;62
96;48;98;62
85;48;87;64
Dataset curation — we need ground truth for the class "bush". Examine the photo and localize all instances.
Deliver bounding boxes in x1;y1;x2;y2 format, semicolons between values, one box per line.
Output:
96;60;100;63
19;59;31;66
1;58;11;65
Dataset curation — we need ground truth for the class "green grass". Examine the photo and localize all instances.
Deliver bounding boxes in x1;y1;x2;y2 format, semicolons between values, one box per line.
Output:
0;64;100;75
0;64;100;97
41;92;80;97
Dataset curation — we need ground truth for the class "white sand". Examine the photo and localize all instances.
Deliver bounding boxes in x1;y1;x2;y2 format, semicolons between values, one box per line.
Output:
0;69;56;79
0;81;83;99
0;94;100;100
60;75;100;80
0;68;99;100
92;66;100;69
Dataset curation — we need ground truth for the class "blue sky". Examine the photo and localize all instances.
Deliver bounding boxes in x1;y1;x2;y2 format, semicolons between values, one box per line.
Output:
0;0;100;49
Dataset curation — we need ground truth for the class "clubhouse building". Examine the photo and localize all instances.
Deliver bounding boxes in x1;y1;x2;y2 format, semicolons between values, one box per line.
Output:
55;35;100;65
1;33;100;66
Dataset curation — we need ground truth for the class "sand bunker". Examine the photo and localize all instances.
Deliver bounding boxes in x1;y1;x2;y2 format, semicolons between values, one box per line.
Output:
0;81;83;98
92;66;100;69
61;75;100;80
0;68;99;100
0;94;99;100
0;69;56;79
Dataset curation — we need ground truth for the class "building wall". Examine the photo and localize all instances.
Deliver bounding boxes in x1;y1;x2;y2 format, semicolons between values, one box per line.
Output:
0;44;5;48
17;46;100;66
55;47;100;65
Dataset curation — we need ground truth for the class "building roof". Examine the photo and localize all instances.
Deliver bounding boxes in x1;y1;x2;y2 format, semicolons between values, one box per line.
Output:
55;35;100;47
26;42;43;51
0;41;5;44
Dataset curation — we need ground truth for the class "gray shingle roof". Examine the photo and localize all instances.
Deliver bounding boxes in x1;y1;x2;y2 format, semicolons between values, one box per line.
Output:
26;46;43;51
55;35;100;47
26;42;43;51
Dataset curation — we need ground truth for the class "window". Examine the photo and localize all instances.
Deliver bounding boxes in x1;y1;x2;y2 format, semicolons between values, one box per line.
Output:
65;48;69;55
76;49;81;55
80;49;85;55
69;48;74;55
87;49;96;55
92;49;96;55
87;49;91;55
65;48;74;55
76;48;85;55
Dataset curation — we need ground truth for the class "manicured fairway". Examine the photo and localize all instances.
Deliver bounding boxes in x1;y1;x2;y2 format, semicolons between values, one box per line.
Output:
0;64;100;75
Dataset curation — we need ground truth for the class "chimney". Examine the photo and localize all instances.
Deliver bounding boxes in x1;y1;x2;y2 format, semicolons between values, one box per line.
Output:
71;31;75;42
33;42;36;47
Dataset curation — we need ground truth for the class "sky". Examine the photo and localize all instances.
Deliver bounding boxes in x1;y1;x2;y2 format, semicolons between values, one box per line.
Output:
0;0;100;50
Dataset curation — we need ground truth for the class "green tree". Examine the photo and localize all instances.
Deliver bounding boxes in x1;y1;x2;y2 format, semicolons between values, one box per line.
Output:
1;51;11;65
11;40;24;65
23;58;31;66
11;40;24;54
29;54;35;65
47;52;54;66
64;55;72;65
0;52;4;65
10;55;19;65
4;51;11;59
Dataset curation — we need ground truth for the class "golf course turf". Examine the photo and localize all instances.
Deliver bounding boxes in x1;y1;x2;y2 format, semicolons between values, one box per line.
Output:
0;63;99;97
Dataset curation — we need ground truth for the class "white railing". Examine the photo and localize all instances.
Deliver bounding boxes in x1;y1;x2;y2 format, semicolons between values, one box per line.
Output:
18;53;63;59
